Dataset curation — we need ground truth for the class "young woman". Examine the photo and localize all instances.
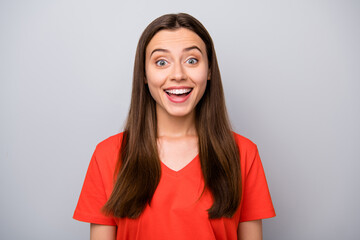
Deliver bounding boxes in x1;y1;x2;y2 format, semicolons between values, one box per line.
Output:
73;13;275;240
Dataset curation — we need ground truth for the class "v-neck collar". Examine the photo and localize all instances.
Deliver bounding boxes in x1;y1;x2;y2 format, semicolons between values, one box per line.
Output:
161;154;200;177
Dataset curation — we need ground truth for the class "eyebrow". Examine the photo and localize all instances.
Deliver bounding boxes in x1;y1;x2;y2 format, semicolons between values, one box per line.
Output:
150;45;203;57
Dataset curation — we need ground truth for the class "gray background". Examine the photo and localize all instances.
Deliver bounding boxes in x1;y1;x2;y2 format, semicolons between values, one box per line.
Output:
1;0;359;239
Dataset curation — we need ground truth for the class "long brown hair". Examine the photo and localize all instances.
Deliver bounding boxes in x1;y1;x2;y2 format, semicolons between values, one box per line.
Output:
103;13;241;219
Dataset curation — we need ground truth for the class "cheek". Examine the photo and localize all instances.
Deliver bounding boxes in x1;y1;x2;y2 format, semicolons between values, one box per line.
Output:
147;81;161;100
146;67;166;86
189;66;209;86
146;71;164;101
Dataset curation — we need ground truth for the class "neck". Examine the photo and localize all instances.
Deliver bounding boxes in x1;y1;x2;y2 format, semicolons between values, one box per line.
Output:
156;106;197;138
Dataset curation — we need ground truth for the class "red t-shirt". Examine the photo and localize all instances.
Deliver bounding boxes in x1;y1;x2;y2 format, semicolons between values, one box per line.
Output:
73;132;275;239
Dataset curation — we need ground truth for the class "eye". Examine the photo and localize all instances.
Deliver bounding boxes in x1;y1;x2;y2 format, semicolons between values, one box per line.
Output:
155;59;168;67
186;58;198;65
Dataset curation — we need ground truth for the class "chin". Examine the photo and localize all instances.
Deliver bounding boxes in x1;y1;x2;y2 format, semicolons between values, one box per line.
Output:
167;109;194;118
169;112;191;118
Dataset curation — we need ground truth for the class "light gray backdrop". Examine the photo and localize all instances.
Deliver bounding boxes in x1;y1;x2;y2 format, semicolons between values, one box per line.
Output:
1;0;359;239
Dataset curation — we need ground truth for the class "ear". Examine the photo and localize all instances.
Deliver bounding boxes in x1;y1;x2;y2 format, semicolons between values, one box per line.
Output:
144;76;148;84
207;69;211;80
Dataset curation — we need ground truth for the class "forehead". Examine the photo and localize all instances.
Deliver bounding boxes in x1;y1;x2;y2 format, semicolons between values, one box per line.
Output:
146;28;206;54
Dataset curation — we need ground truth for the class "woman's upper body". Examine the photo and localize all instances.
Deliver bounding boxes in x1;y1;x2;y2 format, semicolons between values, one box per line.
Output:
73;131;275;240
73;13;275;239
89;220;262;240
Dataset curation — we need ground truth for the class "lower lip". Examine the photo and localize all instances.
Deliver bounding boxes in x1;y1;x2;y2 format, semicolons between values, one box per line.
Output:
165;91;192;103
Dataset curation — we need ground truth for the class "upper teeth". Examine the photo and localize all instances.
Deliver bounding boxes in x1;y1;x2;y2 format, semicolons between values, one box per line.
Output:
165;89;192;95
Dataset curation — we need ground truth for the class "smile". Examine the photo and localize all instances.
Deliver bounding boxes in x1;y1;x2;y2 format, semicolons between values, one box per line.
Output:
164;88;192;96
164;88;193;103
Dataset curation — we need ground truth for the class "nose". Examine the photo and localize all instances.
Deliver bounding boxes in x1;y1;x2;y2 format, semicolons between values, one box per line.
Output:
170;61;187;81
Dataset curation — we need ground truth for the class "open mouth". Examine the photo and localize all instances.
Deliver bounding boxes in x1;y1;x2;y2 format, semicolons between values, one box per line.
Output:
164;88;193;96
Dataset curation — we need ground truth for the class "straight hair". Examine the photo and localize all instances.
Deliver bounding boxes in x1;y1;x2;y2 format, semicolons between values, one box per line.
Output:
103;13;241;219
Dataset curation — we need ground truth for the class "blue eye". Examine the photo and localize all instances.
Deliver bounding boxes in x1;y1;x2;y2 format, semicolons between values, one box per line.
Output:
186;58;198;64
156;59;168;66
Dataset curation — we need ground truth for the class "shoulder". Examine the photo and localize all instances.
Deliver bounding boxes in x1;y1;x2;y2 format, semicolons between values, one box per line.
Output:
93;132;124;165
95;132;124;152
232;132;261;175
232;131;258;154
82;133;125;200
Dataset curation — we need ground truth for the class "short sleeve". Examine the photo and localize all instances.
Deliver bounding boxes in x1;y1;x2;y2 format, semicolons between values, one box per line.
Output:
73;148;116;225
239;148;276;222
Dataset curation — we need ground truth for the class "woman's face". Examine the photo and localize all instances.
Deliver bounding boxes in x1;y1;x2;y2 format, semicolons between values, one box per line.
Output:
145;28;210;119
